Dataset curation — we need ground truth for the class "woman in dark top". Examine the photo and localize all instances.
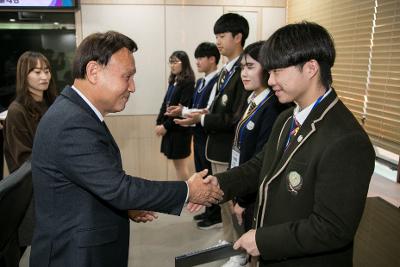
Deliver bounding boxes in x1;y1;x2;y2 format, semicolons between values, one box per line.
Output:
232;41;287;231
3;51;57;253
156;51;195;180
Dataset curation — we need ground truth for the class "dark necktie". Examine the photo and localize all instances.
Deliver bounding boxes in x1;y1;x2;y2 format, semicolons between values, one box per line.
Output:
217;68;228;91
199;78;206;90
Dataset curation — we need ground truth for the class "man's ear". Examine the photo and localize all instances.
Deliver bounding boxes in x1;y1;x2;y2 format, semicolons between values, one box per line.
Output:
85;61;99;84
305;59;320;80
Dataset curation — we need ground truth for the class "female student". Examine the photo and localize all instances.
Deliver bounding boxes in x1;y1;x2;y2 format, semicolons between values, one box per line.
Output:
3;51;57;253
232;41;286;231
155;51;195;180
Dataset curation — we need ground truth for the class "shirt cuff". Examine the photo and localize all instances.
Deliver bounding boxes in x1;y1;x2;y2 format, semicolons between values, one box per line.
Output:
200;114;205;126
184;181;190;203
182;106;190;118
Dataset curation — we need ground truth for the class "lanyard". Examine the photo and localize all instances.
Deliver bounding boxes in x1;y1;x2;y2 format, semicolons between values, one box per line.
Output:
165;83;176;107
285;94;324;148
233;91;274;148
218;66;237;95
192;79;209;108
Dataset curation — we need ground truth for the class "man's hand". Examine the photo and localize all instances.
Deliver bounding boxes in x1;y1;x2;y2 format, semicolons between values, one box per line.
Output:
128;210;158;223
187;174;221;213
187;170;224;206
165;105;182;117
234;203;245;226
155;125;167;136
233;230;260;256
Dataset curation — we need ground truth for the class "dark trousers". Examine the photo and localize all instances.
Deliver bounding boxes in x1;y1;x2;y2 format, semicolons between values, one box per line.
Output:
193;128;221;219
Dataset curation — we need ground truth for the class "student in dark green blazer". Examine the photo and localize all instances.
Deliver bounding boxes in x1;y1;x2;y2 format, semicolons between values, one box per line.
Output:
195;22;375;267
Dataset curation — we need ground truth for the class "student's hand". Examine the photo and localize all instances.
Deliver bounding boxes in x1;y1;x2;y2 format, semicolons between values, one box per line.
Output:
234;203;245;226
233;230;260;256
128;210;158;223
155;125;167;136
174;112;202;126
165;105;182;117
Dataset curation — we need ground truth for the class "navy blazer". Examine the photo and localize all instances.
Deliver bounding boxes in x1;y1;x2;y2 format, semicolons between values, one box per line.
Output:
217;89;375;266
233;93;286;207
30;87;187;267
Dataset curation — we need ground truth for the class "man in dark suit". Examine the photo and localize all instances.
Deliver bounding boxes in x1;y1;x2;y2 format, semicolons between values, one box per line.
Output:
196;22;375;266
30;31;223;267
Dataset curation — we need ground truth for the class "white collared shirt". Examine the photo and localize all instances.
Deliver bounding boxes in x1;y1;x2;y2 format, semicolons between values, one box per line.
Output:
242;88;271;119
293;88;332;125
71;86;104;122
181;69;219;118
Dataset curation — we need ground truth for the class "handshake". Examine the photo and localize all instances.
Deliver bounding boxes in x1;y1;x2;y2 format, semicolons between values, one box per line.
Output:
128;169;222;222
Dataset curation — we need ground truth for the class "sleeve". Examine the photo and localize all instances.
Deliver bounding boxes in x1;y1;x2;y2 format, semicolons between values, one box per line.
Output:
255;132;375;261
163;80;194;130
156;88;168;125
216;148;264;202
4;106;34;170
56;119;188;215
203;74;249;133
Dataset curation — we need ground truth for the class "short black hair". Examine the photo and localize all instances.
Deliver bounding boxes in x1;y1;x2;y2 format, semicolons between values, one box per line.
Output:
260;21;335;89
214;13;249;47
242;41;269;88
72;31;138;79
194;42;220;64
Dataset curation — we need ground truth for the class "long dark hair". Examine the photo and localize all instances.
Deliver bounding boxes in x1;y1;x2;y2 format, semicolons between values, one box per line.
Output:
16;51;58;121
168;50;195;85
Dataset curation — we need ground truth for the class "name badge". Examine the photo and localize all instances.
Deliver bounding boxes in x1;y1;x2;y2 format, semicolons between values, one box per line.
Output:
230;146;240;169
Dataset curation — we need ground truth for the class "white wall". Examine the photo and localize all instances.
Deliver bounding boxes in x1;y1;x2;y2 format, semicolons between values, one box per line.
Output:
79;3;286;115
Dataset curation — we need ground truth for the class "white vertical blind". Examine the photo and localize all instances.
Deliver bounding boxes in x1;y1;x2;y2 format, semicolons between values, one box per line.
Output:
287;0;400;155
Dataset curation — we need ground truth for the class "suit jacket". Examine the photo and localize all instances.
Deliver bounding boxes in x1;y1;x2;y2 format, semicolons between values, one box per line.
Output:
204;59;250;163
216;89;375;266
30;86;187;267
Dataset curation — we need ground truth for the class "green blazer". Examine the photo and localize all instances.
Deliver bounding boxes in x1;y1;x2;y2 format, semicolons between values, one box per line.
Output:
216;89;375;266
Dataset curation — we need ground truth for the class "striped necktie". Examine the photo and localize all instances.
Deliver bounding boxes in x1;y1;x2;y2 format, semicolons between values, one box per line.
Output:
246;101;257;117
217;68;228;91
285;117;301;149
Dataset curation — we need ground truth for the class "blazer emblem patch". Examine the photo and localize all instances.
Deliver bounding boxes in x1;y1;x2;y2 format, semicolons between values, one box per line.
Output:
221;94;228;106
287;171;303;195
246;121;255;130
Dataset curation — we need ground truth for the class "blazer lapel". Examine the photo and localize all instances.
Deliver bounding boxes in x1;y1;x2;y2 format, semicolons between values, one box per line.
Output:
61;87;121;156
257;90;340;227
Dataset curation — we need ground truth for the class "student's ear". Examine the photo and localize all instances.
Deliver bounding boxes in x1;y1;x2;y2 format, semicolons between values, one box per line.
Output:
85;61;99;84
233;33;243;45
305;59;319;80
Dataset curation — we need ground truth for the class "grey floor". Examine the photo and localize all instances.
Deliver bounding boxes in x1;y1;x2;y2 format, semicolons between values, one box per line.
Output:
19;208;227;267
19;172;400;267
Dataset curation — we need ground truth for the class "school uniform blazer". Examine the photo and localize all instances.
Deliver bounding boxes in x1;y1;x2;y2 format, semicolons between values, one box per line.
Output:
204;59;250;163
234;94;286;208
30;86;187;267
156;79;195;132
192;74;218;136
216;89;375;266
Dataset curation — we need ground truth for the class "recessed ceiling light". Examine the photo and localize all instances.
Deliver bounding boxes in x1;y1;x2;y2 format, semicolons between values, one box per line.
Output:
9;19;16;22
54;22;59;25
